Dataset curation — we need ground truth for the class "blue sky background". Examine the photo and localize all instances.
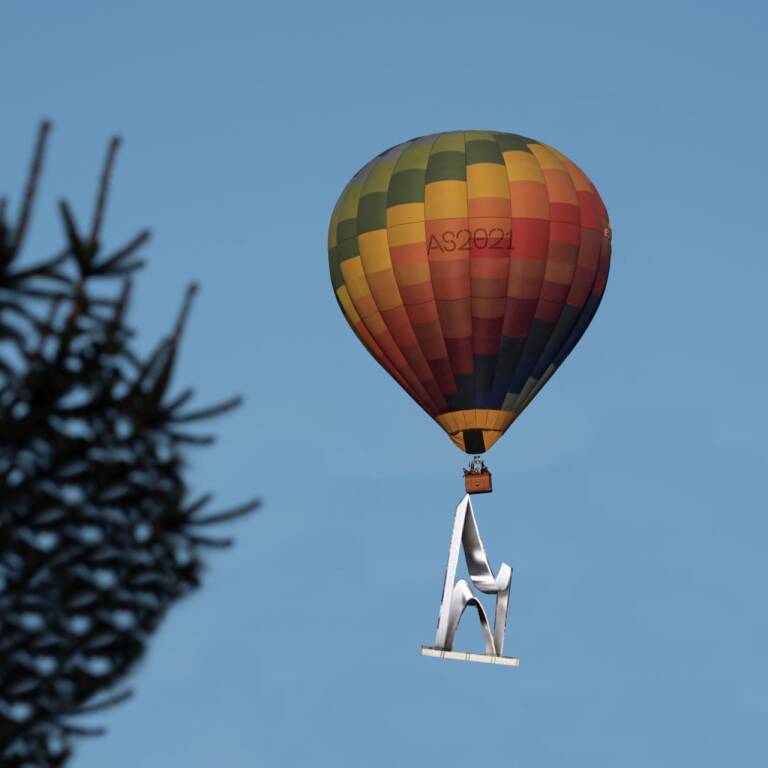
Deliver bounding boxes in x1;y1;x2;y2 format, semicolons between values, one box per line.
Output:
2;1;767;765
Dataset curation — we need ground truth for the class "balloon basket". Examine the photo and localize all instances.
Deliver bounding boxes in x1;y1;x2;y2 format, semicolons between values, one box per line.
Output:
463;456;492;494
464;471;492;494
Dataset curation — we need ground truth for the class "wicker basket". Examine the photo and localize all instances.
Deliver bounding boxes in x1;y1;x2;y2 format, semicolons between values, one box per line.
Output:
464;470;492;494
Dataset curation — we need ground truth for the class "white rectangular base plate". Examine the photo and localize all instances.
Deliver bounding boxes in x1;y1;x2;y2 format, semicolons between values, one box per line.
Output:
420;647;520;666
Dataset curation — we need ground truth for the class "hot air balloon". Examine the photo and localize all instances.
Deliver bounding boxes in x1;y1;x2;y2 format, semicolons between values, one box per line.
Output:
327;130;611;665
329;131;610;474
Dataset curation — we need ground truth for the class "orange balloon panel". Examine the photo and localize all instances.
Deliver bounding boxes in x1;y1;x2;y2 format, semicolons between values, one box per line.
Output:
328;131;611;454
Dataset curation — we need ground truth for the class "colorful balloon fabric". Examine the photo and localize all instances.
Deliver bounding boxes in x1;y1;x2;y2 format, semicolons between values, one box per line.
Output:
328;131;611;454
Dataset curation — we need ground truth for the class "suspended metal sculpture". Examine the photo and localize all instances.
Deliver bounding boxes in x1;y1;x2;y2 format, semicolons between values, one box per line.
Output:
421;494;518;666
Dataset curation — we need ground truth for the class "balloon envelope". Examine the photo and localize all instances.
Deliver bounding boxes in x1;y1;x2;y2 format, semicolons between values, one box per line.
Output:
328;131;611;454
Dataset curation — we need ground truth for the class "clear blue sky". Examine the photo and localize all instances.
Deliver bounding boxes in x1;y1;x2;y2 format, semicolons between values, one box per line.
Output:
3;1;767;765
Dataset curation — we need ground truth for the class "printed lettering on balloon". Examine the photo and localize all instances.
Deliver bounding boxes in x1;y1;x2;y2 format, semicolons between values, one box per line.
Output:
427;227;513;254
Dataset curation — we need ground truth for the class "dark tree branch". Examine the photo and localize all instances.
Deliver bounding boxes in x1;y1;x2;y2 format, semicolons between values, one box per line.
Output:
89;136;120;247
0;122;258;768
11;120;51;258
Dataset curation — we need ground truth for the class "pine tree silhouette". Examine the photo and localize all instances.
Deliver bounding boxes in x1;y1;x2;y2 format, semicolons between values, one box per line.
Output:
0;122;259;767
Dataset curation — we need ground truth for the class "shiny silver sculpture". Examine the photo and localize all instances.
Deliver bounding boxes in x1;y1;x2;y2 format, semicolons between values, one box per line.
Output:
421;495;519;667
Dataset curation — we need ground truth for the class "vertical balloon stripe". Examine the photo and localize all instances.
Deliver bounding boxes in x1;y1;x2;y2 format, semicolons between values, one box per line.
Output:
424;132;475;411
355;139;445;414
384;136;451;407
525;156;604;383
328;130;611;453
465;131;512;407
334;151;441;414
511;154;610;410
503;143;582;412
490;135;551;409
